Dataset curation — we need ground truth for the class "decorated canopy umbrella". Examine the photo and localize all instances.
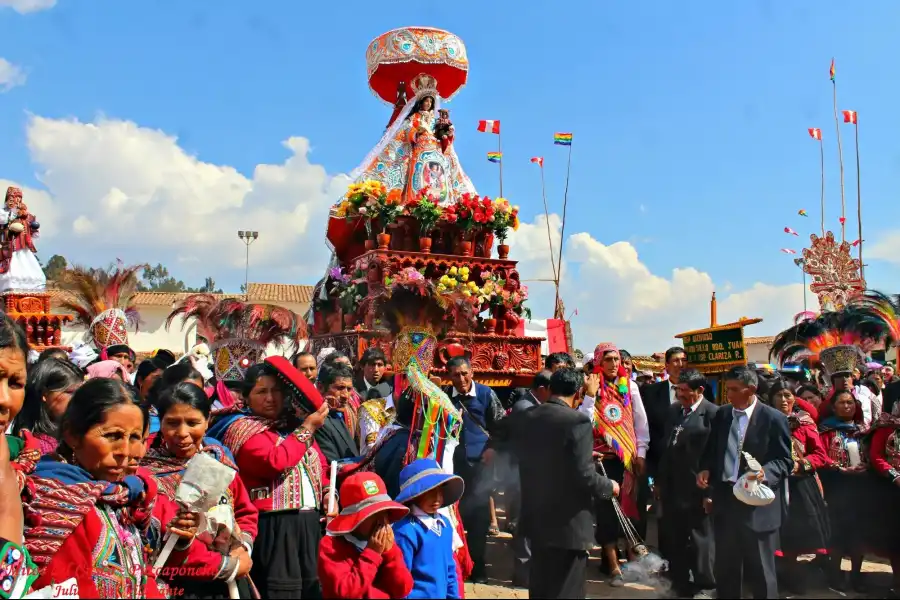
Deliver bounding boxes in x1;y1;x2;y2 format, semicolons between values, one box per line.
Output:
366;26;469;104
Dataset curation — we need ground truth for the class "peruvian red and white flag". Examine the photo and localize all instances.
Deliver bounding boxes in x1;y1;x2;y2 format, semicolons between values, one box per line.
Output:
784;227;799;236
530;157;544;167
477;120;500;134
842;110;858;124
808;128;822;140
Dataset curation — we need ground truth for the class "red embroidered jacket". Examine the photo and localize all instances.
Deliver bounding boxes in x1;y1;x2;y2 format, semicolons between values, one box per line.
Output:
235;430;331;512
869;426;900;480
790;419;832;472
318;535;414;599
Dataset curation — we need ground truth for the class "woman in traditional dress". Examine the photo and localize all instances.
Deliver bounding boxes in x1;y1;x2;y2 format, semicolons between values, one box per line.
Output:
0;313;41;493
207;361;330;599
868;412;900;594
818;389;870;592
768;379;831;594
142;382;257;599
12;358;83;456
0;186;45;293
22;378;194;598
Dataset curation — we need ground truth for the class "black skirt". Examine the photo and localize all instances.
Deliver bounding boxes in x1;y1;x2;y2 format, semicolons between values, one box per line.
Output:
251;510;323;599
819;468;900;556
779;473;830;555
594;457;636;546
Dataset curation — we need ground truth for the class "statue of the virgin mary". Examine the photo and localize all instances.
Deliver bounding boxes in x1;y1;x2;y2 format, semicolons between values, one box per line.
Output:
341;73;477;207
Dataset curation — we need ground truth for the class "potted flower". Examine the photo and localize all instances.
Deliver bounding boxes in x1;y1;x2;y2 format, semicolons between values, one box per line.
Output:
329;267;366;328
490;198;520;259
375;188;404;249
446;194;491;256
343;180;387;249
407;190;443;253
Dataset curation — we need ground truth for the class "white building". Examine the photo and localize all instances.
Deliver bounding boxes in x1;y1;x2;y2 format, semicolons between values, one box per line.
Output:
49;283;314;358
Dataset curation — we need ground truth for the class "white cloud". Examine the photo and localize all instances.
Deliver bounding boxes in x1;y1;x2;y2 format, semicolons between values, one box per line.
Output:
508;215;816;353
867;232;900;265
10;114;349;285
0;0;56;13
0;58;26;91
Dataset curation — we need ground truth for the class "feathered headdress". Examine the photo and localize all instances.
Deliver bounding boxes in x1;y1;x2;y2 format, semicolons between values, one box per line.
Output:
58;264;143;350
166;294;306;382
770;290;900;378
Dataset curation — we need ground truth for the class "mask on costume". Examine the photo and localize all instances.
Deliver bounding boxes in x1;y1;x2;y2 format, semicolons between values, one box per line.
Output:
393;326;437;375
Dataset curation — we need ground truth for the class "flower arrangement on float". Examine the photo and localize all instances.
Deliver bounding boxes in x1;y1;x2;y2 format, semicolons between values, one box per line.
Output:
340;180;404;247
405;190;443;253
327;266;367;327
380;266;478;331
489;198;520;259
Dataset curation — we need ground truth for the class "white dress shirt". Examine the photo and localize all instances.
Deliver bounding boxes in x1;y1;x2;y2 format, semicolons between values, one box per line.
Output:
853;384;875;427
579;380;650;458
412;505;445;536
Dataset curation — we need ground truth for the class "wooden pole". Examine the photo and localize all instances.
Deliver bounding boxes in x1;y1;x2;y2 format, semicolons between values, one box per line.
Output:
819;138;825;237
854;117;863;280
498;131;503;197
554;141;573;319
832;77;846;241
538;162;558;284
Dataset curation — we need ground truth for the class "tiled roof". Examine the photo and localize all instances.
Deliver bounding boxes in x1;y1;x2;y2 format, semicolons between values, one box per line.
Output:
47;283;315;308
246;283;314;304
745;336;776;345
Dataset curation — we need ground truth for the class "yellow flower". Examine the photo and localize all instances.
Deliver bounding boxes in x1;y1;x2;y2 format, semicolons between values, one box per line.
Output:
448;266;458;276
512;216;520;231
440;275;451;286
462;290;472;297
447;278;457;287
459;266;469;277
437;283;447;292
467;281;478;290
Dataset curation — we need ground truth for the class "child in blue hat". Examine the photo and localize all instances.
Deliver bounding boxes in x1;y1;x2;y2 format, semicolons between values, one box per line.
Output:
392;458;465;599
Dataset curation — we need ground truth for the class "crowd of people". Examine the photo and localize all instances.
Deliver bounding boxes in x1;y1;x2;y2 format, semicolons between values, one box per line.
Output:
0;303;899;599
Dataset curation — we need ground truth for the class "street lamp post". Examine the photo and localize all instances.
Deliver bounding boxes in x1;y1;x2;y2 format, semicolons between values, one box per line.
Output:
238;230;259;298
794;257;807;313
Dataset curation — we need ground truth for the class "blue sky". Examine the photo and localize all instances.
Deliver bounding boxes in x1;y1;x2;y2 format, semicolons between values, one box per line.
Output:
1;1;898;349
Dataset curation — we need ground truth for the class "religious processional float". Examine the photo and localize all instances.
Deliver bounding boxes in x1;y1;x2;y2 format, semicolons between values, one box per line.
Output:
308;26;544;388
0;186;72;352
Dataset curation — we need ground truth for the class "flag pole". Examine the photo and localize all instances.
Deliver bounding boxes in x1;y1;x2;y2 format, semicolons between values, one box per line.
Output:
854;114;863;280
538;161;558;284
554;141;572;319
819;137;825;237
498;130;504;197
831;61;846;241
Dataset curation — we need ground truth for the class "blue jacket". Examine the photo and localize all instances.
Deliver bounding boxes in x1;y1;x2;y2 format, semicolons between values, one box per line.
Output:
393;512;459;599
450;382;496;462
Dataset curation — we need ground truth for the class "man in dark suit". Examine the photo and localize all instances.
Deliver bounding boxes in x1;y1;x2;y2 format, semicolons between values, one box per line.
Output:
657;368;717;598
353;347;393;400
496;367;618;598
698;366;792;600
500;369;553;588
314;363;360;463
445;356;505;583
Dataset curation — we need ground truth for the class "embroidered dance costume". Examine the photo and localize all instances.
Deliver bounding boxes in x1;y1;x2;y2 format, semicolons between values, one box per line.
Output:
22;459;169;598
818;416;870;557
359;398;396;451
142;441;259;599
591;376;639;545
208;409;331;599
777;410;831;556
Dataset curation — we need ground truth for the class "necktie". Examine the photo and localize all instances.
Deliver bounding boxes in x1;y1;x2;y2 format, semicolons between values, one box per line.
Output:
682;407;692;420
723;409;746;482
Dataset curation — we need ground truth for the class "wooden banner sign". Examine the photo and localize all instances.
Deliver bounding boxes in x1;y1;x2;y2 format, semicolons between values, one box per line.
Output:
683;326;745;368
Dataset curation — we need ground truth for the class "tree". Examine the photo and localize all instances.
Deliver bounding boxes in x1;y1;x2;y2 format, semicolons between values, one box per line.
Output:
43;254;68;281
139;264;188;293
190;277;223;294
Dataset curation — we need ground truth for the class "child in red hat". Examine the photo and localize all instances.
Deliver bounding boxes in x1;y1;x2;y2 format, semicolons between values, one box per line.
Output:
318;472;414;599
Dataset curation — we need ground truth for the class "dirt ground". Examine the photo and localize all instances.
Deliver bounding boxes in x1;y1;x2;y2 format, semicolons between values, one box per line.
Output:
464;507;894;599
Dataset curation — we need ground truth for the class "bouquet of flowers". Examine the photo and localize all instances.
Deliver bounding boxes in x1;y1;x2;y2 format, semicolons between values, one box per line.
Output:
339;180;405;234
406;190;444;236
442;193;494;236
490;198;520;243
329;267;366;315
